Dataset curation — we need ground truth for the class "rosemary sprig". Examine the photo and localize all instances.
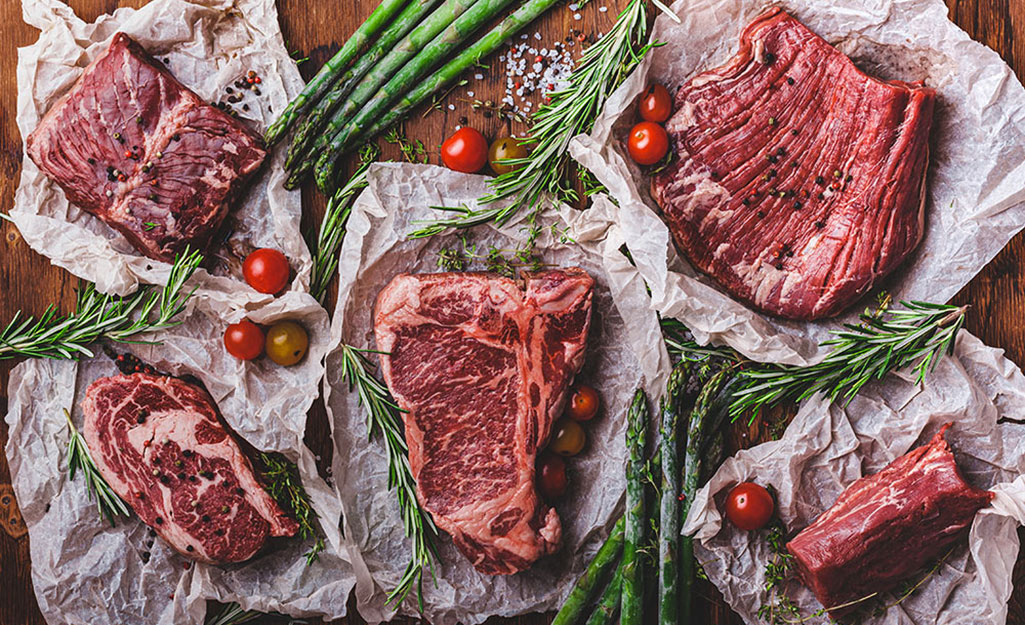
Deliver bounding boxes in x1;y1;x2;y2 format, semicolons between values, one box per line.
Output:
729;301;966;420
0;247;203;360
660;301;967;422
259;452;325;566
408;0;655;246
337;344;438;608
64;409;131;526
204;602;305;625
309;145;378;304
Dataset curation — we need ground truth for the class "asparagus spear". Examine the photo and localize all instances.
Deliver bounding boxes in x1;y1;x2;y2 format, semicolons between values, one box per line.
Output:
680;368;732;625
286;0;482;188
658;363;691;625
585;559;625;625
265;0;409;145
621;388;649;625
551;517;625;625
284;0;444;172
312;0;561;191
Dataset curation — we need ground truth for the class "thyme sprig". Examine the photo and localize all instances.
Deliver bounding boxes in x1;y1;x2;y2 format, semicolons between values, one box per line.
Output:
436;234;545;277
408;0;655;248
259;452;325;566
660;301;967;422
384;127;428;164
0;248;202;360
64;409;131;526
337;344;438;608
310;144;378;304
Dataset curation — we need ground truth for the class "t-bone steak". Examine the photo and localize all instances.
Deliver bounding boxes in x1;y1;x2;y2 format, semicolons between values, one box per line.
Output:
785;424;993;615
26;33;266;262
82;373;298;564
374;269;594;575
651;8;934;320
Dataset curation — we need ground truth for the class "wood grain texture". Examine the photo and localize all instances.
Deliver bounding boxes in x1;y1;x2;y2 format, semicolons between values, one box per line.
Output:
0;1;1022;624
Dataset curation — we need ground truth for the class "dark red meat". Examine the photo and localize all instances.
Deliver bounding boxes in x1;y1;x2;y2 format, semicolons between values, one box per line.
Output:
785;424;993;614
82;373;298;564
374;269;594;575
651;8;934;320
26;33;266;262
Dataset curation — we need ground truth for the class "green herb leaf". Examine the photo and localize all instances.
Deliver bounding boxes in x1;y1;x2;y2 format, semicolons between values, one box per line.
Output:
258;452;325;566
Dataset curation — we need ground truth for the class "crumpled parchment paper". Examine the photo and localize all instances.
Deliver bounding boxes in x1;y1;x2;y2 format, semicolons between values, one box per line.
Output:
3;285;357;625
12;0;310;298
570;0;1025;366
683;331;1025;624
321;163;671;624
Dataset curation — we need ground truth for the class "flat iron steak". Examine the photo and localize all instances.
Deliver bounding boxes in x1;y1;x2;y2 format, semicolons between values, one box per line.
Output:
26;33;266;262
81;373;298;564
374;269;594;575
786;424;993;615
651;8;934;320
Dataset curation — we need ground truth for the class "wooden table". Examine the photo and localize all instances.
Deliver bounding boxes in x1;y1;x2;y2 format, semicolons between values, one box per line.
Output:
1;1;1024;624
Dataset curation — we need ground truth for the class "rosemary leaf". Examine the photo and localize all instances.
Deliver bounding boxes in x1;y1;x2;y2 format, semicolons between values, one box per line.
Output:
64;409;131;526
337;344;438;608
0;248;202;360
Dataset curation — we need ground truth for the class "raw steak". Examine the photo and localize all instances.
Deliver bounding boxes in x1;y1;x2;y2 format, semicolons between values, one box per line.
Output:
26;33;266;262
651;8;934;320
82;373;298;564
374;269;594;575
786;424;993;614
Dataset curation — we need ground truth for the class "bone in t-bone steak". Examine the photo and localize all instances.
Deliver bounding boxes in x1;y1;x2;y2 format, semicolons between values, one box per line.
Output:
82;373;298;564
374;269;594;575
26;33;266;262
785;424;993;615
651;8;934;320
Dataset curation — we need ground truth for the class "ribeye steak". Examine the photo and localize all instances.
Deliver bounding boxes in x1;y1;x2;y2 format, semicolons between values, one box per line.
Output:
652;8;934;320
82;373;298;564
26;33;266;261
374;269;594;575
786;424;992;615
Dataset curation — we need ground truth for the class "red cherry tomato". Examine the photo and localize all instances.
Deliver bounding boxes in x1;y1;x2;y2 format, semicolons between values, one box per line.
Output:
725;482;775;530
243;249;290;294
224;319;264;361
441;127;489;173
567;385;600;421
638;83;672;123
627;121;670;166
537;452;568;500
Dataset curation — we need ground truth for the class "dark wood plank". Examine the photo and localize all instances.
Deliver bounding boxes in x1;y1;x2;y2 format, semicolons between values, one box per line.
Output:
0;1;1022;625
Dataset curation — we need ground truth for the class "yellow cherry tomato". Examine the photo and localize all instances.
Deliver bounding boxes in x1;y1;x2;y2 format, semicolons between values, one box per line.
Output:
265;321;309;366
549;419;586;456
488;136;529;176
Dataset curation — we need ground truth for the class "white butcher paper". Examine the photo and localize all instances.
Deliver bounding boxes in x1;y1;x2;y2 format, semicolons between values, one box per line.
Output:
322;163;672;624
12;0;311;299
3;285;358;625
569;0;1025;365
683;331;1025;625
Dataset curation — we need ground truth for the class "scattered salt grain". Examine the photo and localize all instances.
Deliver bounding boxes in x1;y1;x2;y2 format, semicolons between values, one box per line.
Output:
447;104;455;110
599;5;608;12
467;90;475;97
474;73;484;80
574;12;582;20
